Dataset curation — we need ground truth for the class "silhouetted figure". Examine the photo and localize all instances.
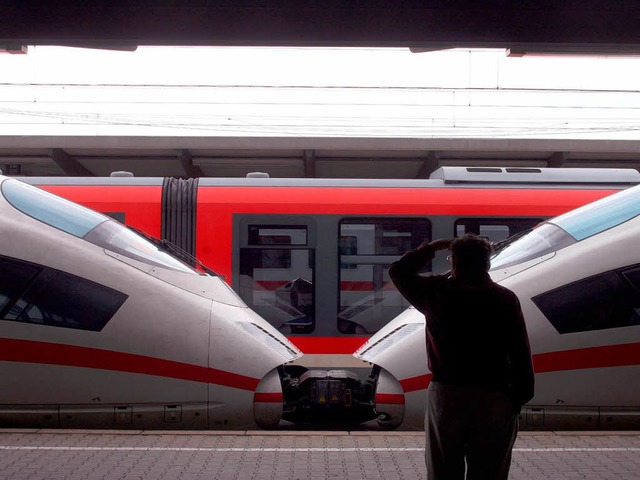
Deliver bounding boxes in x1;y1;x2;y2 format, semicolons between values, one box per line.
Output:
389;234;534;480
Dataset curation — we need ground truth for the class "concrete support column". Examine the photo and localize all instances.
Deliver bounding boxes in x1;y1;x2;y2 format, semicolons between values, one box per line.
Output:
304;149;316;178
548;151;566;168
416;151;440;178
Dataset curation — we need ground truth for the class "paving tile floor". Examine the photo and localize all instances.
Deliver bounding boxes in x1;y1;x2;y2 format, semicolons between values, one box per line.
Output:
0;429;638;480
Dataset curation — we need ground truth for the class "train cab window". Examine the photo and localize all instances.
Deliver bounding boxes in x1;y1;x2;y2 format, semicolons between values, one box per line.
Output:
0;255;128;331
532;267;640;334
455;218;542;244
338;218;430;334
2;179;197;274
240;225;315;334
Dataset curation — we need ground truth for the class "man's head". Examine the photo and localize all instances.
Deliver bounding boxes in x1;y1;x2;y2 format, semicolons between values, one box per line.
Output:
450;234;493;278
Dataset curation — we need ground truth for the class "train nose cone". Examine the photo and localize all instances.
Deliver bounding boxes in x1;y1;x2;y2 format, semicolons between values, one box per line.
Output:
253;368;284;429
372;368;405;430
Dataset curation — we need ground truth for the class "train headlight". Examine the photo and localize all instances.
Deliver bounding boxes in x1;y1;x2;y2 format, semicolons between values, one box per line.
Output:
355;323;422;360
237;322;302;361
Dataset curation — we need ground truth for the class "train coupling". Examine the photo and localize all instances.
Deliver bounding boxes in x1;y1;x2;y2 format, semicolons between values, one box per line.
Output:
278;366;404;429
280;368;378;427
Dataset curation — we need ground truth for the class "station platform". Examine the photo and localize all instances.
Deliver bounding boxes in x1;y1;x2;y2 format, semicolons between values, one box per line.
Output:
0;429;639;480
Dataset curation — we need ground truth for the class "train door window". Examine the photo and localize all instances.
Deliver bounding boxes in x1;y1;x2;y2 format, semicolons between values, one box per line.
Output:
240;225;315;334
455;218;543;244
532;266;640;334
338;218;430;334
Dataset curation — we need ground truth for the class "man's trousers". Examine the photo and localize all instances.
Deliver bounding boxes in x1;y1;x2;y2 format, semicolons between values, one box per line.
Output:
425;381;519;480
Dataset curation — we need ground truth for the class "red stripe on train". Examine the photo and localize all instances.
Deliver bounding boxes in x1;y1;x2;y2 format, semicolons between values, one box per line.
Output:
533;343;640;373
254;392;284;403
375;394;405;405
400;374;433;393
398;343;640;393
0;338;260;391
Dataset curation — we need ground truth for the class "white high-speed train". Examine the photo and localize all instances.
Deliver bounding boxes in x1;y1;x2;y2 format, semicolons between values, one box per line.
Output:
0;174;304;429
355;183;640;431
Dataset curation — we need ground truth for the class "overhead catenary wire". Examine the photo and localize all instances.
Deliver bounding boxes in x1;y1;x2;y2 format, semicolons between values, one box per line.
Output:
1;82;639;139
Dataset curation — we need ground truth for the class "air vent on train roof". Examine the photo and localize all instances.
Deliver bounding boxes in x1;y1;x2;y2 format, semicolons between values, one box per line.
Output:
110;171;134;178
246;172;270;178
429;166;640;185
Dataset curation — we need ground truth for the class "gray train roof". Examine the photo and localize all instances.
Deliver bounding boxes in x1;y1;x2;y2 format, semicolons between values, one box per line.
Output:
2;136;640;179
18;167;640;189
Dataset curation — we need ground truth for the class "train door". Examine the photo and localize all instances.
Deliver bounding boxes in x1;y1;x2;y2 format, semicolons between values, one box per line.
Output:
337;218;431;334
234;215;431;340
236;217;317;335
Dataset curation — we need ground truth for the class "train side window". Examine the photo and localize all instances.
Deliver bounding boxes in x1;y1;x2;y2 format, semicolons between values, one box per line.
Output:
0;256;41;316
622;267;640;292
0;256;128;332
533;267;640;334
248;225;307;246
338;218;431;334
339;236;357;269
240;225;315;334
455;218;542;244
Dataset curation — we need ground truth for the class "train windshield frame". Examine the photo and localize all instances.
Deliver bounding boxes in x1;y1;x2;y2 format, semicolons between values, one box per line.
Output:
490;185;640;271
1;179;198;274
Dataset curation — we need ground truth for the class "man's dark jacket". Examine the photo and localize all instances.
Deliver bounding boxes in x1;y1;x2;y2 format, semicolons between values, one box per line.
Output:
389;243;535;406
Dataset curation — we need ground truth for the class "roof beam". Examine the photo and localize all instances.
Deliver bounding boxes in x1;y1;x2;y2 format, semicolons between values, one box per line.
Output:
548;151;566;168
178;149;205;178
416;151;440;178
49;148;94;176
304;149;316;178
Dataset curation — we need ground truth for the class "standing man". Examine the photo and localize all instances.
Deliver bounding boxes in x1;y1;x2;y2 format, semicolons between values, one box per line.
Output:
389;234;534;480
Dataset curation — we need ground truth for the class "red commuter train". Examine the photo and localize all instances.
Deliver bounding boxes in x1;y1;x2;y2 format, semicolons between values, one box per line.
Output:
21;166;640;427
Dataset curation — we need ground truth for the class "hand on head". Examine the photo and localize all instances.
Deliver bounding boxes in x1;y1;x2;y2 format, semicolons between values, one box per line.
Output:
430;238;454;251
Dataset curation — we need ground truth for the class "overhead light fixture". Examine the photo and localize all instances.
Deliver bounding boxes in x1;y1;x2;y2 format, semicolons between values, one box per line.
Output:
506;44;640;57
0;45;28;54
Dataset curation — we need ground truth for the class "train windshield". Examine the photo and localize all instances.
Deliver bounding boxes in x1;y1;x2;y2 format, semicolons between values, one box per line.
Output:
83;221;199;274
1;179;197;274
551;184;640;241
490;185;640;271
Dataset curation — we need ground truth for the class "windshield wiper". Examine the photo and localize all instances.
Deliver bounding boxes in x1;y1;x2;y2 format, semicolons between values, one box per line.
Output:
158;239;219;276
127;226;219;276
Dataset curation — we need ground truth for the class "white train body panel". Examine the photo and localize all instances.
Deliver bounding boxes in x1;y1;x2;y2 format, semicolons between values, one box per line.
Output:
356;186;640;430
0;176;302;429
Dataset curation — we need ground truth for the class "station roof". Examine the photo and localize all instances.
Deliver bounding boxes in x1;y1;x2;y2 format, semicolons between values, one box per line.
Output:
2;2;640;54
2;3;640;179
1;135;639;179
